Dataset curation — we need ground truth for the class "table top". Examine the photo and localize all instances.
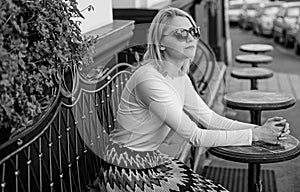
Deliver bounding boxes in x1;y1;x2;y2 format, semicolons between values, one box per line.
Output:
235;54;273;64
209;135;300;164
240;44;274;53
223;90;296;111
231;67;274;80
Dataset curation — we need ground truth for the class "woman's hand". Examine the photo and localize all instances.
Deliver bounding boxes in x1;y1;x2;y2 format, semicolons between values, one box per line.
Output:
252;116;290;144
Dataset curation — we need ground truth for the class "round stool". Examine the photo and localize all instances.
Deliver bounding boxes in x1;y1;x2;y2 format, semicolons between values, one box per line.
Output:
223;90;296;125
235;54;273;67
240;44;274;54
231;68;274;90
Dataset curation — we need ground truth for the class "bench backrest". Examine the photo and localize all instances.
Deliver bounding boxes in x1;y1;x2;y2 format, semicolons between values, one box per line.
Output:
189;38;217;97
0;61;139;192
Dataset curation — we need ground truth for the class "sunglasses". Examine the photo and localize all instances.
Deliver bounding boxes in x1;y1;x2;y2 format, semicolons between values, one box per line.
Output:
163;26;201;42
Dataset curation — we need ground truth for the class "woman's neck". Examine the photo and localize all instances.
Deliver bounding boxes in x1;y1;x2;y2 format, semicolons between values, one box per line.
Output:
162;56;188;78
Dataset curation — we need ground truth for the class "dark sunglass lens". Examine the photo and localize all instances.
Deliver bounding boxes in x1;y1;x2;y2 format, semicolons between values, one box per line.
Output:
188;27;201;39
181;30;189;38
194;27;201;38
174;30;187;42
173;28;200;42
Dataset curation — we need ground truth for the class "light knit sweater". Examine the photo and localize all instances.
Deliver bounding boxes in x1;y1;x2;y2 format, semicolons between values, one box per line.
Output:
110;63;256;151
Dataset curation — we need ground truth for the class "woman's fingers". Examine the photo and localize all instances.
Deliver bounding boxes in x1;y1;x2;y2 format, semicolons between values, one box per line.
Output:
273;119;286;126
258;117;291;144
280;129;290;137
267;116;284;122
282;123;290;133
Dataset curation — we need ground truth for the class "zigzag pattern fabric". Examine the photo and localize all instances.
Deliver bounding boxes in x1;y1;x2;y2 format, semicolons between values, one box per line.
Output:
88;140;229;192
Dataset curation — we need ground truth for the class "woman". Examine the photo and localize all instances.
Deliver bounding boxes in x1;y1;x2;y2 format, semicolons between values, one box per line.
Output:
93;7;289;192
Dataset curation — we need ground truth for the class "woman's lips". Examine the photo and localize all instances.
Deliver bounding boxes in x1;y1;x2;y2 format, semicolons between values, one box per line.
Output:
185;45;195;49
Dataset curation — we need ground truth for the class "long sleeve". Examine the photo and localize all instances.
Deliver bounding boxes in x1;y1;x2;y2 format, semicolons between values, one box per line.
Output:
183;75;257;130
135;77;253;147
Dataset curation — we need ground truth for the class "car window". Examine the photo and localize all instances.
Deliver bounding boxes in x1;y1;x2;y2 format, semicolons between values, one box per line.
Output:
247;4;259;10
256;7;263;15
277;7;285;17
297;16;300;25
264;7;280;16
286;7;300;17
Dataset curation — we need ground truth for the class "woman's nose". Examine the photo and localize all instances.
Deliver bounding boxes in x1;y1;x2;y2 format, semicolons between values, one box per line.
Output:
186;33;194;42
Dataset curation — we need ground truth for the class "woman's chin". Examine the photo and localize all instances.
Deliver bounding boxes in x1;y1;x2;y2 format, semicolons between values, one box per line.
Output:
184;48;196;57
183;51;195;59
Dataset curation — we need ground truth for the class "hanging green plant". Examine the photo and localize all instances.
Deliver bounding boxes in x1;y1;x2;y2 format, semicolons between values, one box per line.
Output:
0;0;96;144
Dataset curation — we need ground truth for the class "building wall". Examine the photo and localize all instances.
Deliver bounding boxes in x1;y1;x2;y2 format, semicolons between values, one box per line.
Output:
77;0;113;33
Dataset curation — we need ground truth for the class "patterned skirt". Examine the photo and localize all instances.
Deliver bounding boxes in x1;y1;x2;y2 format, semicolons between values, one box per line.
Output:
88;140;229;192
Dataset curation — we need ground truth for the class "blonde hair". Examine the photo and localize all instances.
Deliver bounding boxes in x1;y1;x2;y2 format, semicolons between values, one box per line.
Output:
143;7;197;72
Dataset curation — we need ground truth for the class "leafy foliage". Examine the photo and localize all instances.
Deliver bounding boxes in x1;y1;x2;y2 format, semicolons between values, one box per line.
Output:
0;0;95;143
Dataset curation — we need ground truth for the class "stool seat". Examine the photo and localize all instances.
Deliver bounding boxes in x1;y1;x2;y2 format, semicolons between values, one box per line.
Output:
231;68;273;80
240;44;274;54
231;68;274;90
223;90;296;111
235;54;273;67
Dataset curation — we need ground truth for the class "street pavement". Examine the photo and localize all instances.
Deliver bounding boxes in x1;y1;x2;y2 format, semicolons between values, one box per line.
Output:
208;27;300;192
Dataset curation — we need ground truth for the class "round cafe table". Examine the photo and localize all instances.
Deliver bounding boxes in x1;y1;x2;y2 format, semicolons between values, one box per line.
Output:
223;90;296;125
235;54;273;67
240;44;274;54
220;90;297;192
231;68;273;90
209;135;300;192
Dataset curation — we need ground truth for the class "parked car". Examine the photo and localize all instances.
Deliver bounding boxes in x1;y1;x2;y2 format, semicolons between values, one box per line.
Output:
229;0;244;24
286;14;300;49
273;2;300;47
238;2;261;29
252;1;282;36
294;16;300;54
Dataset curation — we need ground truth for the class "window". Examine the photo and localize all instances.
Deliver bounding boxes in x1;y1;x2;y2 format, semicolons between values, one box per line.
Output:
286;7;300;17
276;7;285;17
230;4;243;9
264;6;280;16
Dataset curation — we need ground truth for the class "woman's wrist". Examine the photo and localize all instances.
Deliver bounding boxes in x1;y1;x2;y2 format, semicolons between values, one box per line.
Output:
251;125;260;142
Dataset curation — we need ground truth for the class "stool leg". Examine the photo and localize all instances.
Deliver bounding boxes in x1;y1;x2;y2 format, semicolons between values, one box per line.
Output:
251;79;258;90
250;110;261;125
248;163;262;192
